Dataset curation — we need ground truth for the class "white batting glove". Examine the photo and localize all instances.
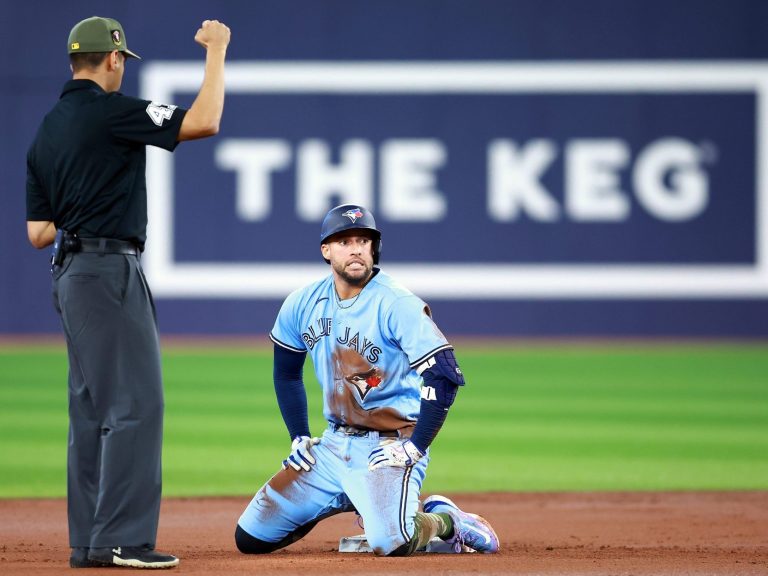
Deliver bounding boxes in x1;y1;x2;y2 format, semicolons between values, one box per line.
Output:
282;435;321;472
368;439;424;470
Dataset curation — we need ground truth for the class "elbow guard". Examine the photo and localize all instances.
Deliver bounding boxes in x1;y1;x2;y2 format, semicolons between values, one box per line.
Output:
418;349;464;410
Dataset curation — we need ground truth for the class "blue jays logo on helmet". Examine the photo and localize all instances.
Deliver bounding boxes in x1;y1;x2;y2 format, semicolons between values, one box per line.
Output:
342;208;365;222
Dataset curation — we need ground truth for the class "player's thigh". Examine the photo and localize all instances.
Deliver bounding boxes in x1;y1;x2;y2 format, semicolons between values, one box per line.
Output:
238;440;348;542
344;436;430;554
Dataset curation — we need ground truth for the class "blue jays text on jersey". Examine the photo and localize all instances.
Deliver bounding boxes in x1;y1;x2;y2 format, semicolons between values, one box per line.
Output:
304;318;382;363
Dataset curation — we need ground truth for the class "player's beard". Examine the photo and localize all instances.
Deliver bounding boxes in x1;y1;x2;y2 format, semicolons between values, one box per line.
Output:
334;259;373;286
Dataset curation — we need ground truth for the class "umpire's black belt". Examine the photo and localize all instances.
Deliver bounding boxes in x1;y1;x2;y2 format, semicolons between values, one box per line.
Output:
78;237;141;256
330;422;399;438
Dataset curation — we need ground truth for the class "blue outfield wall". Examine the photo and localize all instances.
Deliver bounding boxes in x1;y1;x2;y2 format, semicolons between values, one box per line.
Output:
4;0;768;337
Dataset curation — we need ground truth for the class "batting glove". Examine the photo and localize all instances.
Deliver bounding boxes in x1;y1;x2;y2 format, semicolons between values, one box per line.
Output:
368;439;424;470
282;435;321;472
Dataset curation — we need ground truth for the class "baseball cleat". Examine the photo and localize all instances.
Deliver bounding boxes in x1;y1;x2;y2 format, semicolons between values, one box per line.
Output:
69;547;101;568
88;545;179;569
423;495;500;553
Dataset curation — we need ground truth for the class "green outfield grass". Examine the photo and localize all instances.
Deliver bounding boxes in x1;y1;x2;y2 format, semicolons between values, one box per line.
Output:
1;343;767;498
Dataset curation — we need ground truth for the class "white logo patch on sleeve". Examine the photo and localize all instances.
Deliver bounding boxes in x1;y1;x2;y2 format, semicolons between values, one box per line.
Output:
146;102;178;126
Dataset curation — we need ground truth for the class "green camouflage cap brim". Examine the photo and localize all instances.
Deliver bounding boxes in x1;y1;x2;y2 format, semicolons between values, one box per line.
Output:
68;16;141;59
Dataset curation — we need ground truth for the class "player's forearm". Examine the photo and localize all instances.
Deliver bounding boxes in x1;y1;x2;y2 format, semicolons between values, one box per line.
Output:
178;46;227;140
274;378;311;439
411;351;464;452
410;400;451;453
273;343;311;438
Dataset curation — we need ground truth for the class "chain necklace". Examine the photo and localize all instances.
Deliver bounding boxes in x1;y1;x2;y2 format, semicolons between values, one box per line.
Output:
334;288;362;309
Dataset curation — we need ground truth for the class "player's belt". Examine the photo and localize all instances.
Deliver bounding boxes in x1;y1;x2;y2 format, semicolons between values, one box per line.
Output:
330;423;399;438
78;237;141;256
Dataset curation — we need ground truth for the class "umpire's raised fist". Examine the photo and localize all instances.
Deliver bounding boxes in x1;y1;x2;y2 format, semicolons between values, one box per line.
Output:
195;20;231;50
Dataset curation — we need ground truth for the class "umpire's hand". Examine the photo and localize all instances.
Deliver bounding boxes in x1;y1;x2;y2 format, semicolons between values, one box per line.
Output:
194;19;231;50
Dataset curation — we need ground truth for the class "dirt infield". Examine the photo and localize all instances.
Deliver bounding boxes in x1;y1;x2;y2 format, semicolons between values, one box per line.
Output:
1;492;766;575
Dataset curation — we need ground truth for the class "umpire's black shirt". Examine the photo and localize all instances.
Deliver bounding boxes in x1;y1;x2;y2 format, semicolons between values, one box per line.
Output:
26;79;187;249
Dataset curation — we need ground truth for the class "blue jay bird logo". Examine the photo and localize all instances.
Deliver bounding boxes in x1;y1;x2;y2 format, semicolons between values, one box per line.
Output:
342;208;364;223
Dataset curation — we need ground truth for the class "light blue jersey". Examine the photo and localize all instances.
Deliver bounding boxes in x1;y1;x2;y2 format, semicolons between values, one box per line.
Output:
270;268;451;433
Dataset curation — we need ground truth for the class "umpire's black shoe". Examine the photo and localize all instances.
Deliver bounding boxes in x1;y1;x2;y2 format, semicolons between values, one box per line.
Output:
70;547;101;568
88;545;179;569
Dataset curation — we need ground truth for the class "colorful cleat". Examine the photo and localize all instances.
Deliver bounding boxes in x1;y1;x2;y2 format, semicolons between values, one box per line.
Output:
423;495;500;553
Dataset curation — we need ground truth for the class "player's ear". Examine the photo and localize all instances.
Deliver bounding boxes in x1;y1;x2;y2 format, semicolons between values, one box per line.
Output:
320;243;330;260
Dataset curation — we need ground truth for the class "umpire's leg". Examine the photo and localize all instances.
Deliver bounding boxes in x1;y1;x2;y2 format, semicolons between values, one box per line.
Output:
54;254;101;547
62;327;102;546
56;252;165;548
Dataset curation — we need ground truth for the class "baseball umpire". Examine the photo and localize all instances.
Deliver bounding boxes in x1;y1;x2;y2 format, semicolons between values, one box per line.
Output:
25;16;230;569
235;204;500;556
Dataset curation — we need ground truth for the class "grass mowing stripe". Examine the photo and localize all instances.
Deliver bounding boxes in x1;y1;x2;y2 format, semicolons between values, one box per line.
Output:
0;343;766;497
423;456;768;491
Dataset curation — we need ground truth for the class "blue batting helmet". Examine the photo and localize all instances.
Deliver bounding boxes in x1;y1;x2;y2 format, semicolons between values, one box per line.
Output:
320;204;382;264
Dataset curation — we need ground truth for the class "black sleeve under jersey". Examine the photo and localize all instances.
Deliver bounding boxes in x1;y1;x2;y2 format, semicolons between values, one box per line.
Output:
273;343;311;440
104;93;188;152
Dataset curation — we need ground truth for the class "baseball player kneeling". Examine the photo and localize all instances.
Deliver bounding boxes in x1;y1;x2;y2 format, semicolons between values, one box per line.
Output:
235;204;500;556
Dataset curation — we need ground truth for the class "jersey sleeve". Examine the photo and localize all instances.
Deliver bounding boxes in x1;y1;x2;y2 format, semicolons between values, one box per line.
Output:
26;148;52;221
104;93;187;151
386;295;453;369
269;289;308;353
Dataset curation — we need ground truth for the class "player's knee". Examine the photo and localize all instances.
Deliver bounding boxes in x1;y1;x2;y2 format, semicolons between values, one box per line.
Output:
367;531;413;557
385;538;419;557
235;524;280;554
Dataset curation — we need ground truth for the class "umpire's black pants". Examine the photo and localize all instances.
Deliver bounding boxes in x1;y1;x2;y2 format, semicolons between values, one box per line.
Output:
53;250;164;548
